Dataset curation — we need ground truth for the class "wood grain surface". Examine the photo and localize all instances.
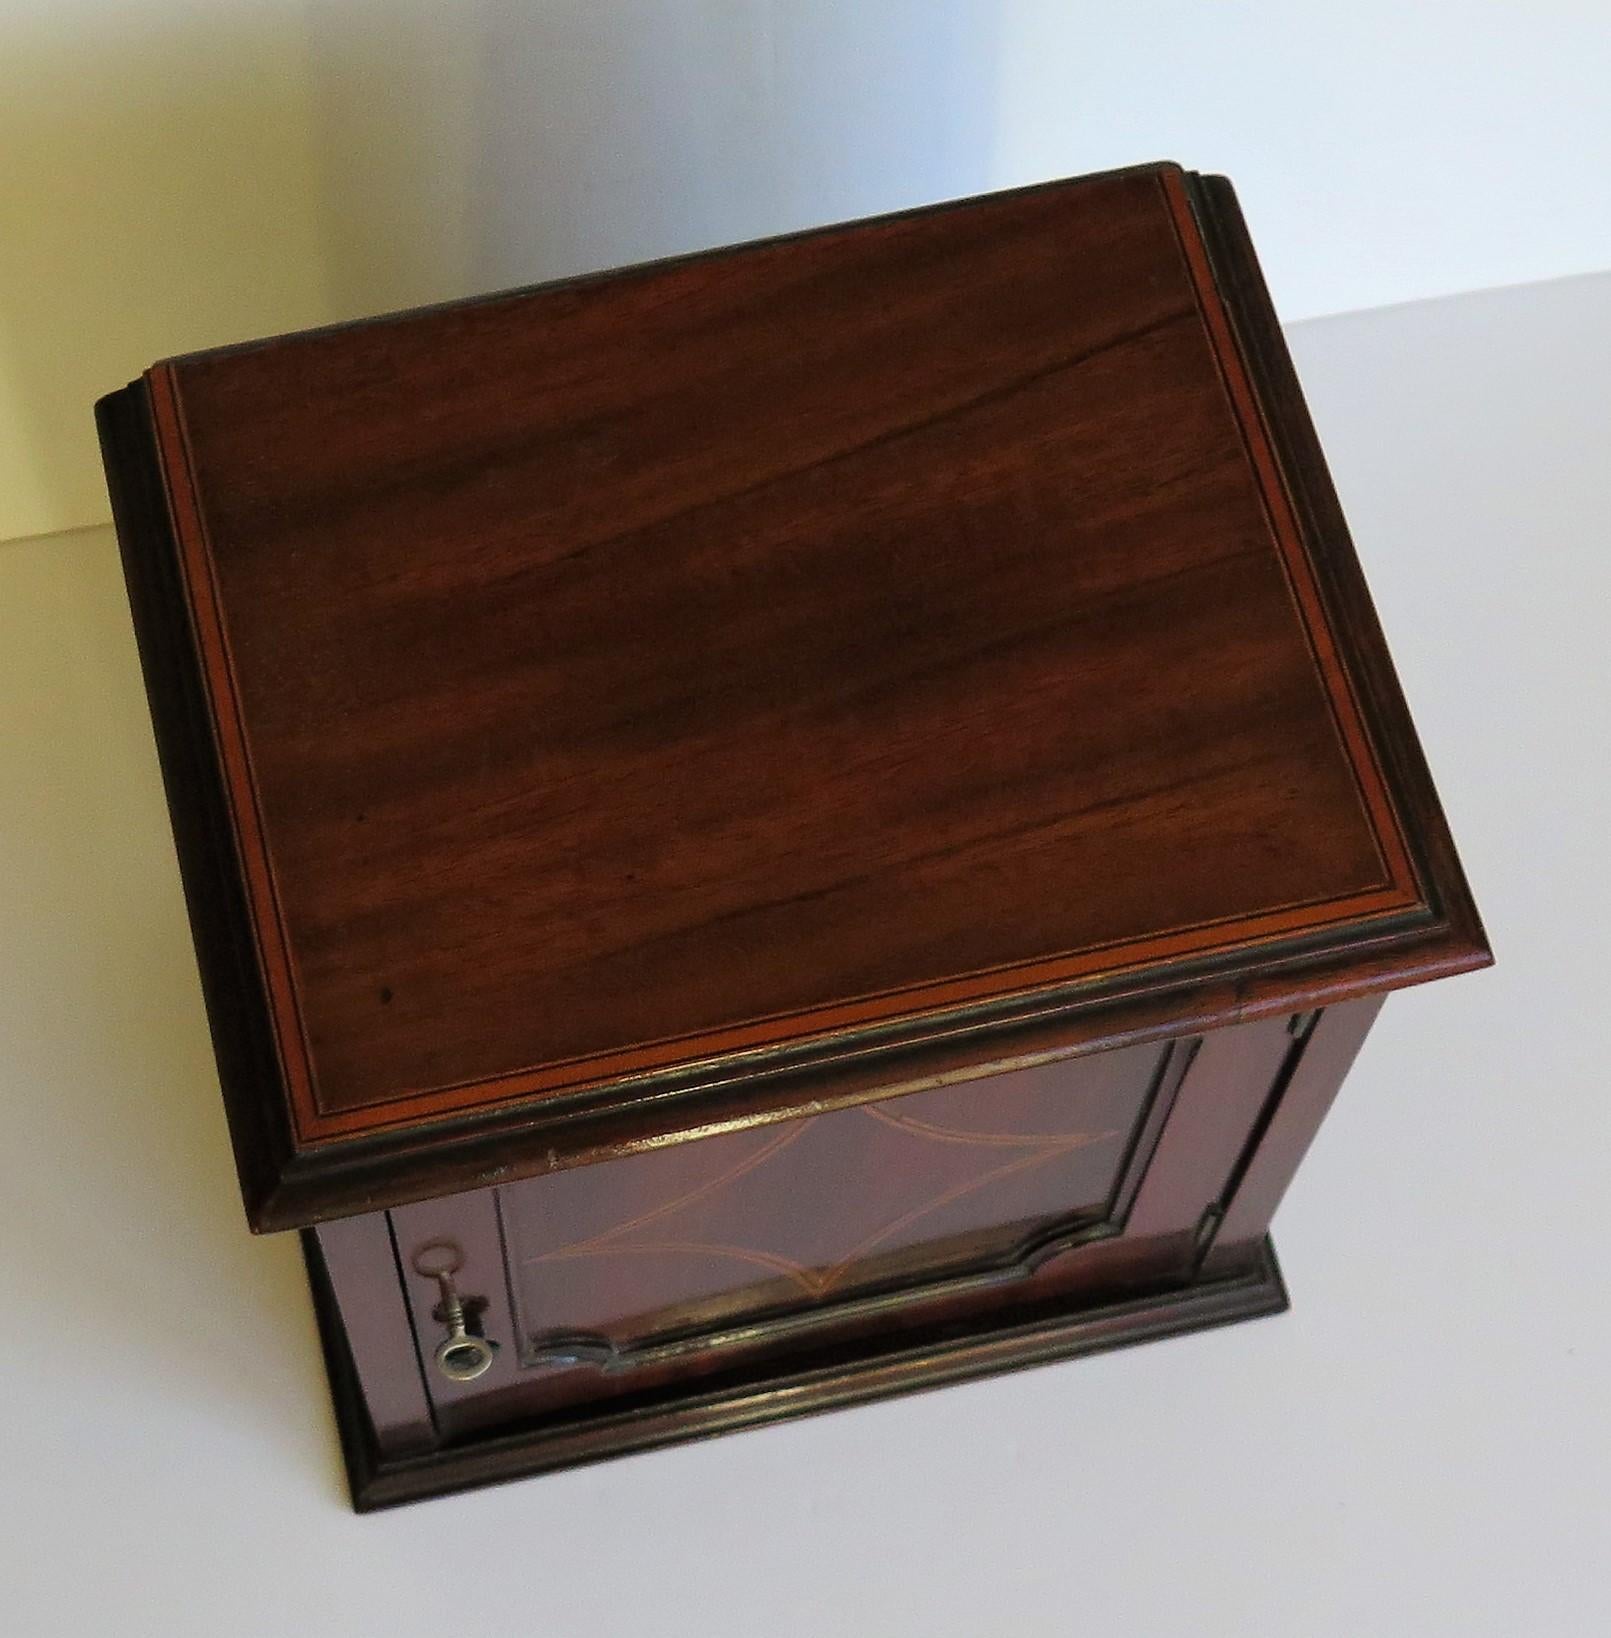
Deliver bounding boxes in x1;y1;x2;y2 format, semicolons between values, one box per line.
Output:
100;162;1489;1227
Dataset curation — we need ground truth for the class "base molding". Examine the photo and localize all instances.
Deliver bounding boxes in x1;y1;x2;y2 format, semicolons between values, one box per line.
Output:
303;1234;1289;1511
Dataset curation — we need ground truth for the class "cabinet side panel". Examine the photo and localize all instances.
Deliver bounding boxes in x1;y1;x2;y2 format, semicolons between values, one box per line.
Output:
313;1215;436;1457
1206;995;1384;1271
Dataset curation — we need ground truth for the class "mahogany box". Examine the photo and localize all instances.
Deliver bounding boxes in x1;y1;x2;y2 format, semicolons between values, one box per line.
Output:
96;162;1490;1509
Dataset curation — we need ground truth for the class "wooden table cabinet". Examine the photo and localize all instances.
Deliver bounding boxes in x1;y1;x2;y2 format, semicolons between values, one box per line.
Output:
96;162;1489;1508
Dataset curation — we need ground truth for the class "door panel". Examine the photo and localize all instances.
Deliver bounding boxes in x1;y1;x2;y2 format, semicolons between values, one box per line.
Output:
386;1019;1297;1435
396;1035;1204;1434
501;1037;1168;1355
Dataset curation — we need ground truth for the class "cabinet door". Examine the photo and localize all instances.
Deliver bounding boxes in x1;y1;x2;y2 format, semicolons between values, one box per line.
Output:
387;1015;1299;1436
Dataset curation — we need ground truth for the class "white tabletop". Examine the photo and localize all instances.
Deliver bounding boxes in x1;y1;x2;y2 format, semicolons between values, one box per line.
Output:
2;270;1606;1636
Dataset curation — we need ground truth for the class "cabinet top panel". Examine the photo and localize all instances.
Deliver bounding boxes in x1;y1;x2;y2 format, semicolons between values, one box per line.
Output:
99;162;1487;1228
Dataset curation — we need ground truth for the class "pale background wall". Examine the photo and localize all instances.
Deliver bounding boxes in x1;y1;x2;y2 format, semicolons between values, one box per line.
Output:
3;0;1611;543
0;0;329;542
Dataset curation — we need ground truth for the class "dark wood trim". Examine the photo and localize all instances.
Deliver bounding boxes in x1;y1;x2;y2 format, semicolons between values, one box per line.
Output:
303;1229;1289;1511
95;383;299;1224
146;364;325;1151
246;919;1482;1232
1181;174;1489;970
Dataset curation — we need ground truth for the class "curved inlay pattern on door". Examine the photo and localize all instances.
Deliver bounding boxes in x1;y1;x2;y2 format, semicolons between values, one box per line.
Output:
500;1037;1185;1368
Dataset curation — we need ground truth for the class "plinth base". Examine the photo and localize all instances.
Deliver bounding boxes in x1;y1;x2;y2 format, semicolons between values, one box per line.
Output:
303;1233;1289;1512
